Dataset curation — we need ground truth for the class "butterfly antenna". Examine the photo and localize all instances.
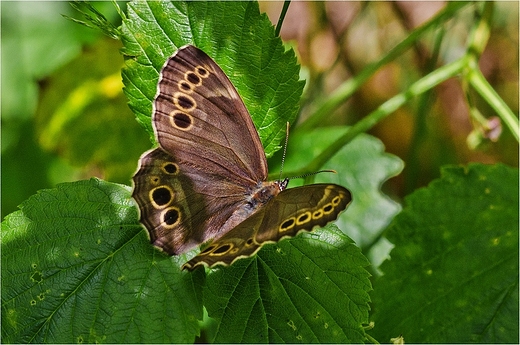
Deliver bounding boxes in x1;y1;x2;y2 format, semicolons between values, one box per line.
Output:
289;169;337;180
278;122;290;182
277;122;336;182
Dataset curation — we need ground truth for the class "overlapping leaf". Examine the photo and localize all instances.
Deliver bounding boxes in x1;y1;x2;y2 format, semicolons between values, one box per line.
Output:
369;163;519;343
121;1;304;157
205;226;371;343
1;179;204;343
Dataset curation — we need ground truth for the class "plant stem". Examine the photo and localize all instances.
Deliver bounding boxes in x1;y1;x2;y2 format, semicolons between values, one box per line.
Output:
275;1;291;37
463;1;519;142
466;66;519;142
297;2;469;132
303;57;467;178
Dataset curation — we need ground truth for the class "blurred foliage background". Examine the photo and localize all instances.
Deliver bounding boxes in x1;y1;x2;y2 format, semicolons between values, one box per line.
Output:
2;1;518;219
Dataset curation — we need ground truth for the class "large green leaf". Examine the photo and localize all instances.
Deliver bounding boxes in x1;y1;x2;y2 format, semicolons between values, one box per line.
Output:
369;163;519;343
205;226;371;343
1;179;204;343
120;1;304;157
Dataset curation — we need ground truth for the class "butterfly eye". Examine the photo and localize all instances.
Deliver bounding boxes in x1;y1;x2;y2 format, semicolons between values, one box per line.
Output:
296;212;311;225
178;80;194;93
199;245;216;255
312;210;323;219
322;203;333;214
195;66;210;78
280;218;295;232
212;243;233;255
161;162;178;175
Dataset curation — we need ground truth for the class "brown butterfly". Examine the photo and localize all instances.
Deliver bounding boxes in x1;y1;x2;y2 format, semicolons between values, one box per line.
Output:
132;45;352;270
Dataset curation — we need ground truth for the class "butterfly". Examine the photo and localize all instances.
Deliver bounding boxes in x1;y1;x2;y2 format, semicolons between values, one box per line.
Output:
132;45;352;270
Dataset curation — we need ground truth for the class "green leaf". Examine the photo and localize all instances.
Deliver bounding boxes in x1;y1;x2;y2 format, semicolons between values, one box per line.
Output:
280;127;403;247
369;163;519;343
1;179;204;343
120;1;304;157
204;225;372;343
200;128;402;343
270;127;404;270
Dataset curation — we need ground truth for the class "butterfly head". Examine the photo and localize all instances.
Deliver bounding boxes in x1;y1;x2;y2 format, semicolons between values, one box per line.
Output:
276;178;289;191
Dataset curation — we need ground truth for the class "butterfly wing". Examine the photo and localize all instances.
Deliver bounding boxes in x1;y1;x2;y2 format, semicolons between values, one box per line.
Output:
153;45;268;184
182;184;352;270
133;148;219;254
133;45;269;254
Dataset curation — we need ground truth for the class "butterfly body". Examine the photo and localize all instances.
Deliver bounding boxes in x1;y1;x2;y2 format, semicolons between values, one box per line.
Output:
132;45;352;270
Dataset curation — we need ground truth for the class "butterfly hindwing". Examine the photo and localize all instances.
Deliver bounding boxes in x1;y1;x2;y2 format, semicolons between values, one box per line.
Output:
182;184;352;270
132;148;208;254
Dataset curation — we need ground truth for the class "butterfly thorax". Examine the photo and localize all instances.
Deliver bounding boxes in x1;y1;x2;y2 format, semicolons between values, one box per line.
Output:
248;179;288;208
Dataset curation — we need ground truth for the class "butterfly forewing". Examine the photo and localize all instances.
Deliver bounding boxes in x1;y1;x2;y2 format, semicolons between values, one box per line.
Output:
153;45;268;184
